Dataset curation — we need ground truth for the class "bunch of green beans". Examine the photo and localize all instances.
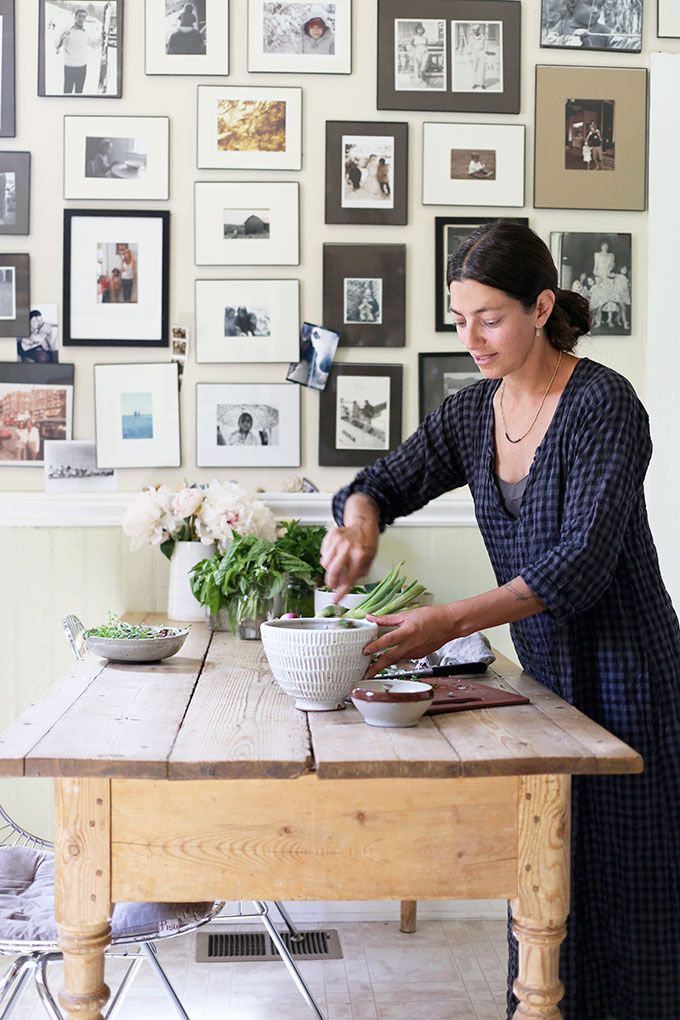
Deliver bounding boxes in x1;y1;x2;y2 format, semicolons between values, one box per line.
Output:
319;562;426;619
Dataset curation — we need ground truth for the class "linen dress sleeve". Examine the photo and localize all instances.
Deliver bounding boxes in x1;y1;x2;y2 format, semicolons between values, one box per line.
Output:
520;378;652;622
332;396;467;530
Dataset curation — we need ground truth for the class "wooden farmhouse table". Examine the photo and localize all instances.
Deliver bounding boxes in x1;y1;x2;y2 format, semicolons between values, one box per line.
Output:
0;616;642;1020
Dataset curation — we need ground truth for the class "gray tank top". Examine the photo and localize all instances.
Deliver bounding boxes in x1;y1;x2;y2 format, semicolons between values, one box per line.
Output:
496;473;529;519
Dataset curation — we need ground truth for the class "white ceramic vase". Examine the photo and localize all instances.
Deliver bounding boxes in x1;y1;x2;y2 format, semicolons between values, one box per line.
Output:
167;541;215;622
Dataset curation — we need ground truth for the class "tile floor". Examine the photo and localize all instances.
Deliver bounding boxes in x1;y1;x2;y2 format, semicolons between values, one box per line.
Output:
2;919;508;1019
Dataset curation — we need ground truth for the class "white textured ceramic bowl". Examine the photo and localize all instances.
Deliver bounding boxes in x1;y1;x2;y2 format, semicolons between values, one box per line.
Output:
84;627;189;663
351;679;434;728
260;618;378;712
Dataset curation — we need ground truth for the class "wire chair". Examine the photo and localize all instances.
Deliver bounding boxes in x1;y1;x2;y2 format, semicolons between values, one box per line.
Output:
11;615;325;1020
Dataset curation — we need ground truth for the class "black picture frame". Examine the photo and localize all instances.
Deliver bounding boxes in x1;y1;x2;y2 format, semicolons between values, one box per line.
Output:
550;231;633;337
377;0;521;114
319;363;403;467
63;209;170;348
435;216;528;331
540;0;642;52
0;252;29;337
0;0;15;137
418;352;480;421
38;0;124;99
0;151;29;235
323;244;406;348
325;121;409;226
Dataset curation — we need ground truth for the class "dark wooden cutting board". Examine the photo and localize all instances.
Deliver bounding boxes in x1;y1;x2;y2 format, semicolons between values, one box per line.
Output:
425;677;530;715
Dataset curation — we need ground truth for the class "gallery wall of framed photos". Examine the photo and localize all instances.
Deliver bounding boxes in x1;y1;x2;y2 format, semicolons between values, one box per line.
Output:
0;0;676;494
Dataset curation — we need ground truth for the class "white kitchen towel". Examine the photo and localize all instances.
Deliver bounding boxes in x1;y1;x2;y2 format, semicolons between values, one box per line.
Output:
414;632;495;669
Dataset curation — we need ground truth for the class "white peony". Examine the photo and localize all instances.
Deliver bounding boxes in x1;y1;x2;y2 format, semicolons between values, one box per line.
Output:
172;486;204;520
123;486;179;551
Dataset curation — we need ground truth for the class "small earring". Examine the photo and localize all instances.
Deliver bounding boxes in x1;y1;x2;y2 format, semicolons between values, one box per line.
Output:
535;326;543;335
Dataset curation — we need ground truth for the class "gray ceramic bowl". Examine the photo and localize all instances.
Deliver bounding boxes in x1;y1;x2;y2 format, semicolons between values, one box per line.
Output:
84;627;189;663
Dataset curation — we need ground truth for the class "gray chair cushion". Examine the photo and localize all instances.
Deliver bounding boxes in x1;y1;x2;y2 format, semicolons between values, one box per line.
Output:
0;846;213;943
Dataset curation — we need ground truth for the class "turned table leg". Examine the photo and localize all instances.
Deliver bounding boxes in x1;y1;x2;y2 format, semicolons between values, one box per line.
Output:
400;900;417;933
55;779;112;1020
511;774;571;1020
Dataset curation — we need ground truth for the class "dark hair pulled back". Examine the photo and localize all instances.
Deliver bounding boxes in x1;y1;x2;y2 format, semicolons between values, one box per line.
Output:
446;221;591;353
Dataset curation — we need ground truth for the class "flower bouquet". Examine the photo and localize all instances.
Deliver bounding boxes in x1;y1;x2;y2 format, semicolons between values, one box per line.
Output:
122;481;277;621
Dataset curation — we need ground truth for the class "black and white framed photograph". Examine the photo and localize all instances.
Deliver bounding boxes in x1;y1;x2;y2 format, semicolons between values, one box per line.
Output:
248;0;352;74
196;382;301;468
286;322;340;391
17;304;59;363
44;439;117;491
195;181;299;266
94;362;180;468
64;117;170;200
323;243;406;347
418;352;480;420
435;217;528;331
658;0;680;36
0;362;73;466
541;0;642;51
422;122;525;206
145;0;229;75
325;121;408;225
63;210;169;347
195;278;300;363
0;0;15;137
319;363;403;467
0;151;28;234
197;86;302;170
535;65;647;211
551;231;632;336
377;0;520;114
38;0;123;98
0;252;29;337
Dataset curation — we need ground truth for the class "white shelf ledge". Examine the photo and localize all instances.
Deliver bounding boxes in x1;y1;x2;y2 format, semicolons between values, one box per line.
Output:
0;491;476;528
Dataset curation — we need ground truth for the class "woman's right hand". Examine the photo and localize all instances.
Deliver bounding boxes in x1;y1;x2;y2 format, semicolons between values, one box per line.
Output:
320;517;380;601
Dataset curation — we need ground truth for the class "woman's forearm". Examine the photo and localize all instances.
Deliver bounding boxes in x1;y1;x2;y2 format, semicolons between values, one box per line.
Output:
342;493;380;529
450;576;546;636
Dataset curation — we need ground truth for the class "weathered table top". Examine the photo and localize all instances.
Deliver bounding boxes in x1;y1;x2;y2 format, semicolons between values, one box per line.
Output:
0;615;642;781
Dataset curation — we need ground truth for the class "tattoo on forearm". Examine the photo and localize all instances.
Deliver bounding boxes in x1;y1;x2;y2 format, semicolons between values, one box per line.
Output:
505;581;544;606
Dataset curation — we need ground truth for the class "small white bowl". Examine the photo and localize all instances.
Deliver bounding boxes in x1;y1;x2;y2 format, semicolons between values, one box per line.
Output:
261;617;378;712
351;679;434;728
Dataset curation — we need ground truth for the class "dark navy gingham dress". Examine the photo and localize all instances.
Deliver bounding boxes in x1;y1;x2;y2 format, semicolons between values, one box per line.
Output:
333;358;680;1020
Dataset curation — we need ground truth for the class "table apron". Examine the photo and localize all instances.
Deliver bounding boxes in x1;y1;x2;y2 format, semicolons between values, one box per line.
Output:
110;774;519;903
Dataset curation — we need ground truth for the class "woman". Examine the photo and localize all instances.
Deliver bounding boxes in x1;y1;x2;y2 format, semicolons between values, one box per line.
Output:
409;22;429;85
322;221;680;1020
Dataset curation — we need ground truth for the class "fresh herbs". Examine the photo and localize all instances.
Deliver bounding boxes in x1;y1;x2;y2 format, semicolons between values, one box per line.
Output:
276;520;327;586
84;615;180;640
317;562;425;620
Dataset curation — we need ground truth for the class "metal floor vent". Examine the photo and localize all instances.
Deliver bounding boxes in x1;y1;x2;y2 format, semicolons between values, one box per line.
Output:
196;927;343;963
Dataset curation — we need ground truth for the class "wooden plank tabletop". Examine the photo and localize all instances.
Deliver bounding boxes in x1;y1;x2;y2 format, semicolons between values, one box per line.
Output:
0;618;643;780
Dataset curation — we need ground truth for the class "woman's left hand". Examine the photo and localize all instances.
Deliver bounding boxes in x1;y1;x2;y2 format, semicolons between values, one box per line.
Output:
362;604;462;679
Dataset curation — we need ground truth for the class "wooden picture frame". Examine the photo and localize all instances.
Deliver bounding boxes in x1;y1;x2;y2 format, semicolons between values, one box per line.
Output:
418;352;480;420
319;362;403;467
63;209;170;347
377;0;521;114
435;216;528;331
323;243;406;347
0;151;29;235
38;0;124;98
325;120;408;226
534;64;647;211
0;0;15;137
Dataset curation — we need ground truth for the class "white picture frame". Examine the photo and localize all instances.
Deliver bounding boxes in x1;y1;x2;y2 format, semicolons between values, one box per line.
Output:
44;440;117;492
422;122;525;207
194;182;300;266
248;0;351;74
195;279;300;363
64;116;170;200
145;0;229;75
196;382;300;467
94;362;180;468
197;86;302;170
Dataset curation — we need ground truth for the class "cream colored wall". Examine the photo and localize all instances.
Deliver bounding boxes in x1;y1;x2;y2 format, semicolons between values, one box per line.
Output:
0;0;651;495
